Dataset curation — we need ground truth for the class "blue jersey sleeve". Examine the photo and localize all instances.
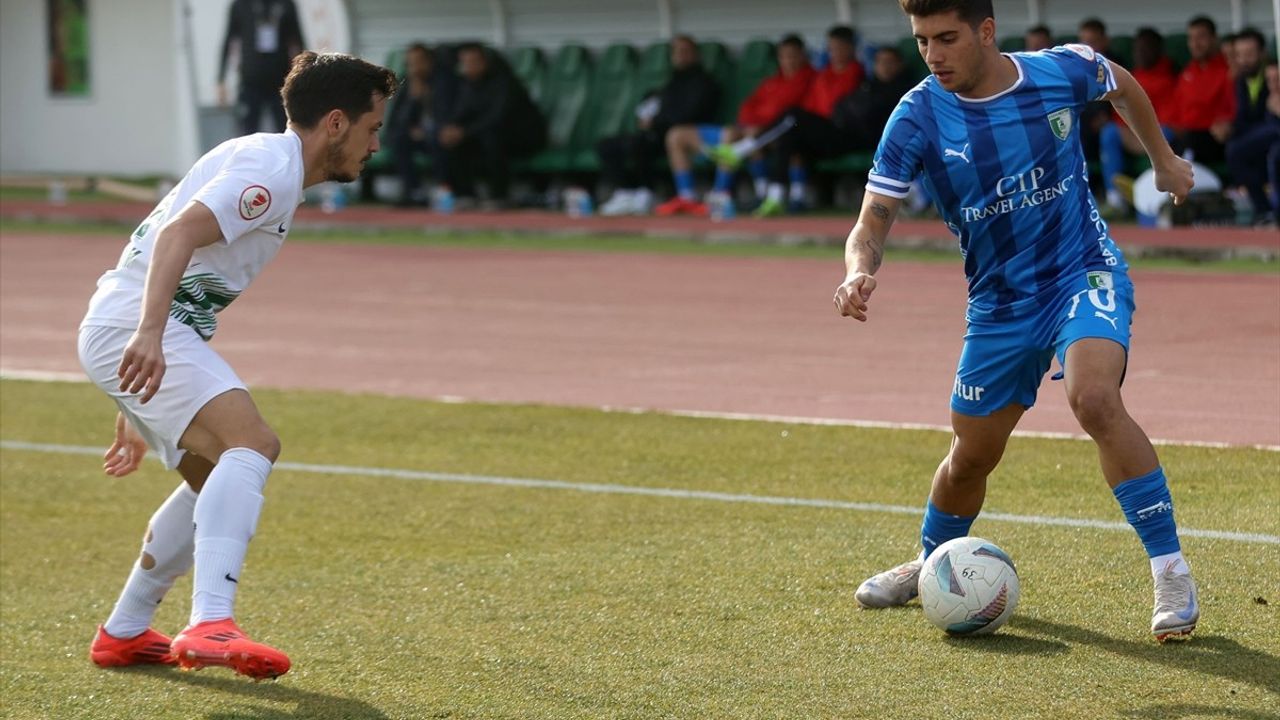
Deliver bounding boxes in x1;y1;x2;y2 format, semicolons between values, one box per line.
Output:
866;91;929;199
1045;44;1118;104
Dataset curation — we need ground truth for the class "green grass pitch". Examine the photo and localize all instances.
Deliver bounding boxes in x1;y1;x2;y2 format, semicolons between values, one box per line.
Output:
2;379;1277;719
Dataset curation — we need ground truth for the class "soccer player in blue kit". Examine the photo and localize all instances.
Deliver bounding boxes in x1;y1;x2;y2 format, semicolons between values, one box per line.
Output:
832;0;1199;641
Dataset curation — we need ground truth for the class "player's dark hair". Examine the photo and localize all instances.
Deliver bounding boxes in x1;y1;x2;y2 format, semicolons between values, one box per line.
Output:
1187;15;1217;36
406;42;431;59
828;25;855;45
898;0;994;28
672;34;700;57
1134;27;1164;49
281;52;398;130
455;41;487;55
1027;24;1051;37
1235;27;1266;51
1079;18;1107;36
779;33;806;51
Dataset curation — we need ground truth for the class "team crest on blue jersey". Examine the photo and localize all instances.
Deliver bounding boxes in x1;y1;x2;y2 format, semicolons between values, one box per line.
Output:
1047;108;1073;140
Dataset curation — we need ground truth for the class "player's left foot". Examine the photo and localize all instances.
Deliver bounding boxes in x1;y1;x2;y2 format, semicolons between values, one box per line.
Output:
705;143;743;169
855;558;923;608
171;619;291;680
90;625;178;668
1151;565;1198;642
752;197;785;218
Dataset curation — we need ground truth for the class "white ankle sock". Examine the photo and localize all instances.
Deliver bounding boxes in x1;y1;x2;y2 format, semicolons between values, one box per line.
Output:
104;484;198;639
766;183;785;203
190;448;272;625
788;182;806;202
1150;551;1190;577
754;177;769;199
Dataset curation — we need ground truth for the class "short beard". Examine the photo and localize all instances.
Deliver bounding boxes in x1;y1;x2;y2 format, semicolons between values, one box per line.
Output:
324;132;358;184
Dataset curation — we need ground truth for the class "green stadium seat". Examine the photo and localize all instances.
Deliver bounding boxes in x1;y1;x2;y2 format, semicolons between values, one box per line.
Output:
697;41;737;124
572;43;638;171
730;39;777;122
636;41;672;97
896;37;928;82
999;36;1024;53
815;151;874;175
519;44;593;174
1166;33;1190;69
507;46;549;105
1107;35;1133;68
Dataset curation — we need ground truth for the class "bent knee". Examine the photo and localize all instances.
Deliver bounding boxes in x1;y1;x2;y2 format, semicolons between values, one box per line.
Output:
1068;386;1126;433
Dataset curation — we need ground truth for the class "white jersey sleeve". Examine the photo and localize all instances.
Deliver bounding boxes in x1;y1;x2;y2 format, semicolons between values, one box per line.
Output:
189;147;300;243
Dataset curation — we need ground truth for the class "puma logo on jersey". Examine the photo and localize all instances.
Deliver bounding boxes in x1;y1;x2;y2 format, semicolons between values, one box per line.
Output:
944;143;971;164
1094;311;1119;330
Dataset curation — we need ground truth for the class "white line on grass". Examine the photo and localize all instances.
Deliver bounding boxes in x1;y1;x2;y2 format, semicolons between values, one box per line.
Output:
4;368;1278;452
3;439;1277;546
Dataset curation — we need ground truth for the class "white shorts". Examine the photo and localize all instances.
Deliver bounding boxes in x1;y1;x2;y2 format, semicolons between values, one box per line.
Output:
78;319;246;470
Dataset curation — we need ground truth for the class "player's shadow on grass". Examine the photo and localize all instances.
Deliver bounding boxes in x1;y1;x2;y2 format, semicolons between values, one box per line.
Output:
120;666;389;720
1014;616;1280;697
941;631;1069;656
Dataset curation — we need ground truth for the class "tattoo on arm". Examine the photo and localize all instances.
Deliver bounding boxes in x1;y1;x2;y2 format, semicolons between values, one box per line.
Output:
870;202;890;221
852;234;884;273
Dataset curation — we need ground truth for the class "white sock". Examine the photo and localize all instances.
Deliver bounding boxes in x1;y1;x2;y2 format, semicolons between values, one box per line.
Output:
766;183;785;203
103;484;198;639
190;448;272;626
754;177;769;199
730;137;757;157
788;182;806;203
1150;551;1190;577
1106;188;1125;207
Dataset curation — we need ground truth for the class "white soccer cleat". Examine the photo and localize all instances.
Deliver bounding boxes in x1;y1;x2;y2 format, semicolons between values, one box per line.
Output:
600;191;636;217
1151;566;1199;642
855;558;923;608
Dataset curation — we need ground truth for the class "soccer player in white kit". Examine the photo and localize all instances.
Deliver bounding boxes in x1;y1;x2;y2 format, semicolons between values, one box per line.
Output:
79;52;396;679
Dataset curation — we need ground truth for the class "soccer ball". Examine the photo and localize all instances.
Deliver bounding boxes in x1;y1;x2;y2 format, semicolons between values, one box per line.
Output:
918;536;1020;635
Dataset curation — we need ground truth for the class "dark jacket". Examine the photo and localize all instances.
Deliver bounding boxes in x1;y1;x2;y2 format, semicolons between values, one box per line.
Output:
449;62;546;148
218;0;305;85
832;72;916;143
651;65;721;134
1232;68;1272;136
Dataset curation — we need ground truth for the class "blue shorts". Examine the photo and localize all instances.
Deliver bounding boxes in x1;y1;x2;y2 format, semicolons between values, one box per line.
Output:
951;269;1135;416
697;124;722;146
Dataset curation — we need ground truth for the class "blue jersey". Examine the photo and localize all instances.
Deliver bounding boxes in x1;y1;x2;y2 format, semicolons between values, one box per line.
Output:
867;45;1128;321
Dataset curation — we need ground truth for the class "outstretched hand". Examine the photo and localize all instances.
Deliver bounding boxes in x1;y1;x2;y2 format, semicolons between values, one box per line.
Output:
834;273;878;322
104;412;147;477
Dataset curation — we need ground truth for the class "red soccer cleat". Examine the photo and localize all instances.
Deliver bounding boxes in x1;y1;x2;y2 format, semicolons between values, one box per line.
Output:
90;625;178;667
654;197;709;217
170;619;291;680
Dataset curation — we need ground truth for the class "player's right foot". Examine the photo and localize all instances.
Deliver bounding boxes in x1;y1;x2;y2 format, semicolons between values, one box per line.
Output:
1151;565;1198;642
655;197;709;217
171;619;291;680
90;625;177;667
855;559;923;608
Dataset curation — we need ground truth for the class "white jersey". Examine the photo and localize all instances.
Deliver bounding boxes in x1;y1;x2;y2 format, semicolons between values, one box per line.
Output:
82;130;305;340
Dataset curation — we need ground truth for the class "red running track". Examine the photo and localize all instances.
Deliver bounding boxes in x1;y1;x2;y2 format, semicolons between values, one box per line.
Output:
2;231;1278;447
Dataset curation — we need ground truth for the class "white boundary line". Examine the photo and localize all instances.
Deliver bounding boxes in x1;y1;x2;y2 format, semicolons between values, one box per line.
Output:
2;439;1277;546
3;369;1278;452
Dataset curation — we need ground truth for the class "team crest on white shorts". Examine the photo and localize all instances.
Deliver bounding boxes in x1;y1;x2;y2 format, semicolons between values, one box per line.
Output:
238;185;272;220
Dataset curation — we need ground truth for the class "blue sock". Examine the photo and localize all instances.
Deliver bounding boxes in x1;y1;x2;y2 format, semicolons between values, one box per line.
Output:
1112;467;1181;558
788;165;807;186
747;158;767;182
674;170;695;200
712;167;733;193
920;500;977;559
1099;122;1123;194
